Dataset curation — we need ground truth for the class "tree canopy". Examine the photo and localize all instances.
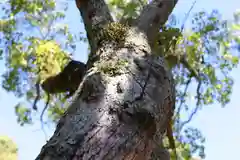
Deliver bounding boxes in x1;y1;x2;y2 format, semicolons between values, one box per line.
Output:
0;135;18;160
0;0;239;159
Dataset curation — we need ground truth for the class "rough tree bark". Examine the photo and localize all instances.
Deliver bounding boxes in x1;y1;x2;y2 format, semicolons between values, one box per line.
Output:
36;0;178;160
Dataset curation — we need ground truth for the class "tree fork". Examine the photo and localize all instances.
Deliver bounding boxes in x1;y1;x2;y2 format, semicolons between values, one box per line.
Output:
36;0;178;160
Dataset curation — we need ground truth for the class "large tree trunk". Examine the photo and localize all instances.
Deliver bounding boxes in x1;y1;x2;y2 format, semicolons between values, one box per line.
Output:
35;0;178;160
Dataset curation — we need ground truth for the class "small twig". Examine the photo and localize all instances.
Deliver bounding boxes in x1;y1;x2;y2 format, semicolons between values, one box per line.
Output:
176;77;192;116
40;94;50;141
178;80;202;132
32;69;42;110
40;94;50;124
32;79;41;110
175;80;189;135
180;0;197;32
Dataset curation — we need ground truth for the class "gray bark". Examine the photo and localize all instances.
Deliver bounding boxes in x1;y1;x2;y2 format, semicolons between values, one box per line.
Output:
36;0;178;160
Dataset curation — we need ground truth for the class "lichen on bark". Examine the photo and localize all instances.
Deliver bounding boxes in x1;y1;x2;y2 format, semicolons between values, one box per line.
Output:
95;22;130;47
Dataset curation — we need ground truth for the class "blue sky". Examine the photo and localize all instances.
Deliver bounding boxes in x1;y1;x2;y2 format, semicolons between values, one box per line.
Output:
0;0;240;159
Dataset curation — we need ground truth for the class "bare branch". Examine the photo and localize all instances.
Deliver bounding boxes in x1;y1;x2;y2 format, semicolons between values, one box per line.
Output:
179;105;200;132
75;0;114;53
177;79;203;133
176;78;192;117
180;0;197;31
136;0;178;44
40;94;50;142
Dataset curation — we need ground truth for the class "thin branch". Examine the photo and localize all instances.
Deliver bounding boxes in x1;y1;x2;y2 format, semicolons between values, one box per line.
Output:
174;1;200;133
42;18;55;40
180;0;197;32
136;0;178;44
40;94;51;142
32;80;41;110
176;48;205;132
40;95;50;125
178;80;202;132
179;105;199;132
75;0;114;54
176;77;192;117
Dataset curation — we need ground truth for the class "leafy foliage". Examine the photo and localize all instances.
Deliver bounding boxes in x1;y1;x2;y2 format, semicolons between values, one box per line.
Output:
0;0;83;125
0;136;18;160
107;0;147;21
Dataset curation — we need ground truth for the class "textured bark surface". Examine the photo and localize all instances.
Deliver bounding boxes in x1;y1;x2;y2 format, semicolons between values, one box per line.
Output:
36;0;178;160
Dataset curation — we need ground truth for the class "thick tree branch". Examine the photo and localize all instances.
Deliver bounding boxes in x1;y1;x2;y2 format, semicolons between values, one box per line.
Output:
75;0;113;54
136;0;178;44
